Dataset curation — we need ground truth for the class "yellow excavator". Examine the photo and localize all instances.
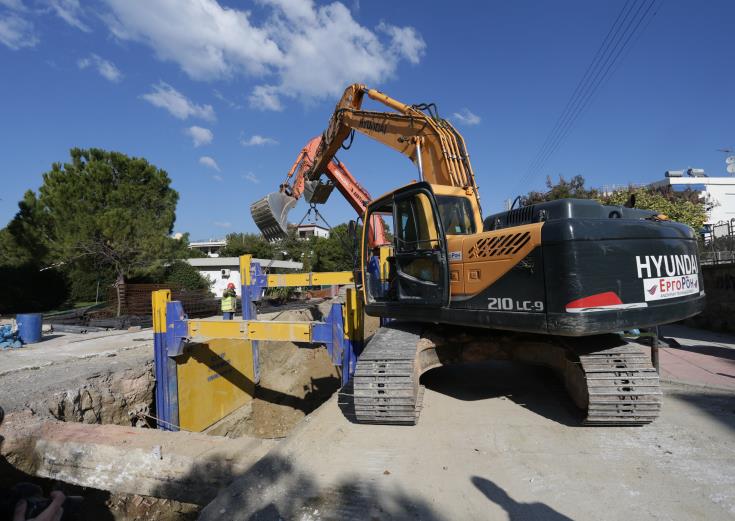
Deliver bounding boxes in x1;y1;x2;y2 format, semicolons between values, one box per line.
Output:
251;84;704;426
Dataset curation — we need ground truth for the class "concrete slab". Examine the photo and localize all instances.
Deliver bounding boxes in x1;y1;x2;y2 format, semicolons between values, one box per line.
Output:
0;411;277;505
200;362;735;521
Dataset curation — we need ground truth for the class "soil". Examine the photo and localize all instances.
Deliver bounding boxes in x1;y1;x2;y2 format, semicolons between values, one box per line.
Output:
206;337;341;439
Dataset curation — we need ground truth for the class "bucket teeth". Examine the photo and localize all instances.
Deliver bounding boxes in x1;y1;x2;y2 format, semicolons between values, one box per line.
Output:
250;192;297;241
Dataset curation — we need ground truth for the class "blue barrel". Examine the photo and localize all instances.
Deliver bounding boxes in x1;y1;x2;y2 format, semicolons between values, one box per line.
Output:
16;313;43;344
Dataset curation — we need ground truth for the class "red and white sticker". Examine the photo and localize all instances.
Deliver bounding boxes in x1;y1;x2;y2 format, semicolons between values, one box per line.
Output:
566;291;647;313
643;275;699;301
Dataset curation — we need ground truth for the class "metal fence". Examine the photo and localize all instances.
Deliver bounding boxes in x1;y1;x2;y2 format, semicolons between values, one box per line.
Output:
700;219;735;265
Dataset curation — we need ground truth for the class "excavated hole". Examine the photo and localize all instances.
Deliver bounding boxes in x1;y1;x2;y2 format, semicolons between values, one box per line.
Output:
2;300;358;520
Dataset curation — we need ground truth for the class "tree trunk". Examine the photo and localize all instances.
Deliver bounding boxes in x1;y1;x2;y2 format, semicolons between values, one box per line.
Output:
115;273;125;317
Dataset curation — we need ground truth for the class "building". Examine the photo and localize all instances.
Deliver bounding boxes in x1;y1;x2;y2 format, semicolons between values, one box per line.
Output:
296;223;330;239
189;239;226;258
647;170;735;226
186;257;303;296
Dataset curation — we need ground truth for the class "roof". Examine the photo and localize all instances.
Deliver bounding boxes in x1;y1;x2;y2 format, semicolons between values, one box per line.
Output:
649;176;735;188
190;240;227;247
186;257;304;270
296;223;329;231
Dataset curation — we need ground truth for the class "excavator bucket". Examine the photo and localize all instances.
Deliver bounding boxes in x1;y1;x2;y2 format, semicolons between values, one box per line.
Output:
250;192;297;241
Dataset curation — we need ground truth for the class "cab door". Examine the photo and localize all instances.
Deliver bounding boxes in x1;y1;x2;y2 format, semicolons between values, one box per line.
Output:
363;182;449;308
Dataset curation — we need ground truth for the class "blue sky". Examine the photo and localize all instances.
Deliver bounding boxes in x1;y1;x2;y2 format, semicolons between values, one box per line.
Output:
0;0;732;240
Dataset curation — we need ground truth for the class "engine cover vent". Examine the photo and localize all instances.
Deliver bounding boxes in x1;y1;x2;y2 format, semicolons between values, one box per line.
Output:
468;231;531;259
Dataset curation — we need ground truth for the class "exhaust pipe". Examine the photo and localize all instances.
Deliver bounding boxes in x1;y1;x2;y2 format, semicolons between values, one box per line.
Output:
250;192;297;241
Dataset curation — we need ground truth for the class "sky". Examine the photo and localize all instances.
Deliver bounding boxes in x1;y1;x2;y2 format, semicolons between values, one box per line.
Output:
0;0;733;241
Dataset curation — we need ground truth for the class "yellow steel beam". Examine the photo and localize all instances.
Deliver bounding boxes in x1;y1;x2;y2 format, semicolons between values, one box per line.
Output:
311;271;354;285
246;321;312;342
265;271;354;288
187;319;313;343
152;289;171;334
240;254;252;285
267;273;311;287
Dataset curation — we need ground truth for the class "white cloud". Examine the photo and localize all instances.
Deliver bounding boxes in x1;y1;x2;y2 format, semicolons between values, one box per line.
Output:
77;53;123;82
199;156;220;171
240;134;278;147
49;0;90;32
377;22;425;64
242;172;259;184
0;12;38;49
142;82;215;121
214;220;231;228
185;126;213;147
453;108;481;126
0;1;27;10
212;174;223;182
101;0;427;110
213;89;243;110
249;85;283;112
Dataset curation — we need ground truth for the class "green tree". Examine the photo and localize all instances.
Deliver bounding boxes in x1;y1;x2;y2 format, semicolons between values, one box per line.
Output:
312;224;354;272
521;175;600;205
34;148;181;314
521;175;707;231
164;260;211;292
604;187;707;232
220;232;275;258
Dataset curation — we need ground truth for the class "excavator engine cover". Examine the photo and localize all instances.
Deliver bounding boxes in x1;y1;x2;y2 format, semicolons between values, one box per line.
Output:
250;192;297;241
304;179;335;205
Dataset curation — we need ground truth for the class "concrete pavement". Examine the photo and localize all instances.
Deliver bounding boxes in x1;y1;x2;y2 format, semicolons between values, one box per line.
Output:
0;329;153;377
200;361;735;521
659;324;735;391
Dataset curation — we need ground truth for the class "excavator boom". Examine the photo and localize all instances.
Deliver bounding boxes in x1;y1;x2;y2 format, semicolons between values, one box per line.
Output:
250;136;387;246
252;83;484;242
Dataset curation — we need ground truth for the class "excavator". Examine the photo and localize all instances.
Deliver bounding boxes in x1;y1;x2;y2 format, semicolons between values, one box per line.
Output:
251;84;705;426
251;135;387;246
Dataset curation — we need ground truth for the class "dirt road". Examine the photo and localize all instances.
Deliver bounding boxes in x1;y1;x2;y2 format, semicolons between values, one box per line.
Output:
200;360;735;521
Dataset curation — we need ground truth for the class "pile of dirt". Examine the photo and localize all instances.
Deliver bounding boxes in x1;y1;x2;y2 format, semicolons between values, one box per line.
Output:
207;340;341;439
207;306;342;439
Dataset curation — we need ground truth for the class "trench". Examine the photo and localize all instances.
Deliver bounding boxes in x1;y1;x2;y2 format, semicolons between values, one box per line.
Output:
1;302;347;520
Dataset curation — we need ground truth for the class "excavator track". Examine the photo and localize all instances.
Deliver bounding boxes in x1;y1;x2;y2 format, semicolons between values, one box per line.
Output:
573;341;662;426
339;325;661;426
342;323;424;425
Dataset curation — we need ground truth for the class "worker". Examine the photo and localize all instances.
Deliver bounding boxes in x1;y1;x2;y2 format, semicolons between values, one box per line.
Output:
221;282;237;320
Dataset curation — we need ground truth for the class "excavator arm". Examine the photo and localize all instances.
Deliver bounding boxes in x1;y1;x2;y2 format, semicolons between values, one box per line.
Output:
250;135;387;246
308;84;481;210
251;83;482;242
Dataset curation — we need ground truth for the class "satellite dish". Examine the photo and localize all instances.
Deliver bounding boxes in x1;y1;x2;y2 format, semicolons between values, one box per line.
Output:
727;155;735;165
728;163;735;175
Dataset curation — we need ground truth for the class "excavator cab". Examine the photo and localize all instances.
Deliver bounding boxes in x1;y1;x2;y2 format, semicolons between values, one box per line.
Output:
362;183;450;309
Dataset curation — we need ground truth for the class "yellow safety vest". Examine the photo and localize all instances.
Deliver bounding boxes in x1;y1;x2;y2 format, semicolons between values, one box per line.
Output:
221;295;236;312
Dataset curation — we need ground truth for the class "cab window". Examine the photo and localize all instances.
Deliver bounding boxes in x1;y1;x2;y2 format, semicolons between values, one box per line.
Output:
395;192;439;252
436;195;475;235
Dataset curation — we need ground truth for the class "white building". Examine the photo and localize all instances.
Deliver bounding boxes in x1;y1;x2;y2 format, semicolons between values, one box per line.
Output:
296;223;330;239
189;239;226;258
187;257;303;296
648;171;735;226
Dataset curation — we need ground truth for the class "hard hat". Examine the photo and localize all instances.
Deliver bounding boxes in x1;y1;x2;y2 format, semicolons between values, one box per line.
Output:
227;282;235;289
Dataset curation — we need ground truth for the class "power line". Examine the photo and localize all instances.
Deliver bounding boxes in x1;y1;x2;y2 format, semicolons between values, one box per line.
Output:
514;0;661;193
531;0;658;177
521;0;636;183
